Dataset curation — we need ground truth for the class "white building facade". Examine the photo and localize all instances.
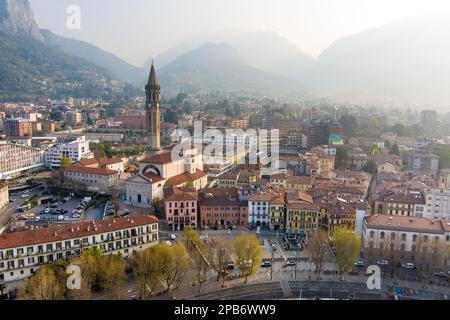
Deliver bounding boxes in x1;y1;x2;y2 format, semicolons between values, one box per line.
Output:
0;142;45;179
45;135;94;168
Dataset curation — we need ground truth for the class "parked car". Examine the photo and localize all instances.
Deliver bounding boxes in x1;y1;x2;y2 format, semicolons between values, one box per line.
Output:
63;216;69;221
21;194;29;198
402;263;415;269
286;260;296;267
57;215;64;221
169;234;177;240
435;272;447;278
261;261;271;268
377;260;390;266
72;214;81;219
354;259;365;267
44;208;50;214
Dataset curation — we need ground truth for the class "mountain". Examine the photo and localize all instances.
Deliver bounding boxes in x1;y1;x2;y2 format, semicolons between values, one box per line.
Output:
0;30;118;101
0;0;43;41
158;42;293;94
0;0;125;101
42;29;147;85
145;31;314;81
309;15;450;109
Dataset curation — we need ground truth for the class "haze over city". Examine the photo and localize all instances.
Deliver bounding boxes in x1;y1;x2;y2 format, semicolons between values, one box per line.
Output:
30;0;450;66
3;0;450;307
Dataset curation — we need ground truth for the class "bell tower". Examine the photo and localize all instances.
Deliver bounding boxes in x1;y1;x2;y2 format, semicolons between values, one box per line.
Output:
145;62;161;152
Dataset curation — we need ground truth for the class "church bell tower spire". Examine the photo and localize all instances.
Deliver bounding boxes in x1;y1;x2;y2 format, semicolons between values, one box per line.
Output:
145;61;161;152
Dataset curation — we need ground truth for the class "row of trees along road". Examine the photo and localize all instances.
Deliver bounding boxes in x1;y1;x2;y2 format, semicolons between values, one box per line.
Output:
19;228;264;300
306;227;361;281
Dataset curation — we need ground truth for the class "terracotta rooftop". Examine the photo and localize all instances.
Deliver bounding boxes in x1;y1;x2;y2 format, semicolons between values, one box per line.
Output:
100;157;123;166
140;151;173;164
0;215;159;249
165;170;206;187
65;165;117;176
142;172;166;183
75;158;99;167
364;215;445;234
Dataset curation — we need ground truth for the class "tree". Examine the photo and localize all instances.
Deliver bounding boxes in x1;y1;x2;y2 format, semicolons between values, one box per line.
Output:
389;144;400;156
60;156;72;169
207;237;234;288
157;243;190;298
182;227;211;292
20;264;66;300
182;101;192;115
97;254;126;299
364;117;382;138
129;248;163;299
164;109;179;124
111;187;121;217
306;229;329;279
384;139;392;150
338;114;358;137
151;197;161;215
71;247;103;291
335;147;350;169
370;144;382;156
391;123;406;136
234;234;264;284
363;160;377;174
332;228;361;280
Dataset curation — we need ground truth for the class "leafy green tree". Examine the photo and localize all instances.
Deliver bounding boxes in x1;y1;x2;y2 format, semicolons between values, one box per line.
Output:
370;144;382;156
338;114;358;137
182;101;192;115
384;139;392;150
335;147;350;169
59;156;72;169
332;228;361;280
391;123;406;136
234;234;264;284
129;249;163;299
164;110;179;124
363;160;377;174
389;144;400;156
98;254;126;300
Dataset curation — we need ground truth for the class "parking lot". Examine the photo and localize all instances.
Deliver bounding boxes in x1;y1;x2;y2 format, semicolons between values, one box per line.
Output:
17;195;93;228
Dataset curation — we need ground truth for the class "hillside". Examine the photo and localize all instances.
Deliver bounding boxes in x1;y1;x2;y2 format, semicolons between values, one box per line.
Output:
0;31;117;101
42;29;147;85
158;42;293;94
309;15;450;109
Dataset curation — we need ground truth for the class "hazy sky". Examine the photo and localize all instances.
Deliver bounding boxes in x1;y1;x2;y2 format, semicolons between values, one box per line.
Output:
30;0;450;67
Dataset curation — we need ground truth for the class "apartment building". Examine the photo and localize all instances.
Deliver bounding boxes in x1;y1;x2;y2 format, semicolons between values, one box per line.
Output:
45;136;94;168
286;203;320;238
0;181;8;210
424;188;450;221
0;215;159;282
3;118;33;138
362;214;450;265
0;142;45;179
64;166;119;193
374;190;426;217
165;190;198;231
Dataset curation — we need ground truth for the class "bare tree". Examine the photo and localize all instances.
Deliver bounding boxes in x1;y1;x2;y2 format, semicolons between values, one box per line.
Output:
207;237;234;288
306;229;330;279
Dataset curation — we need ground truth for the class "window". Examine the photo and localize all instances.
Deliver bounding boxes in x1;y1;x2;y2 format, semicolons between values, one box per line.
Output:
380;232;385;239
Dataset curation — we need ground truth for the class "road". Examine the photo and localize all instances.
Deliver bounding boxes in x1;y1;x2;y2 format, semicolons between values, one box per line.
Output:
0;186;42;231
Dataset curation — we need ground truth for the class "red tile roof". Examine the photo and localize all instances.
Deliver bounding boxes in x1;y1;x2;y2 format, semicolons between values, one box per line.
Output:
0;215;159;249
64;165;117;176
75;158;99;167
140;151;173;164
166;170;207;187
142;172;166;183
100;157;123;166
